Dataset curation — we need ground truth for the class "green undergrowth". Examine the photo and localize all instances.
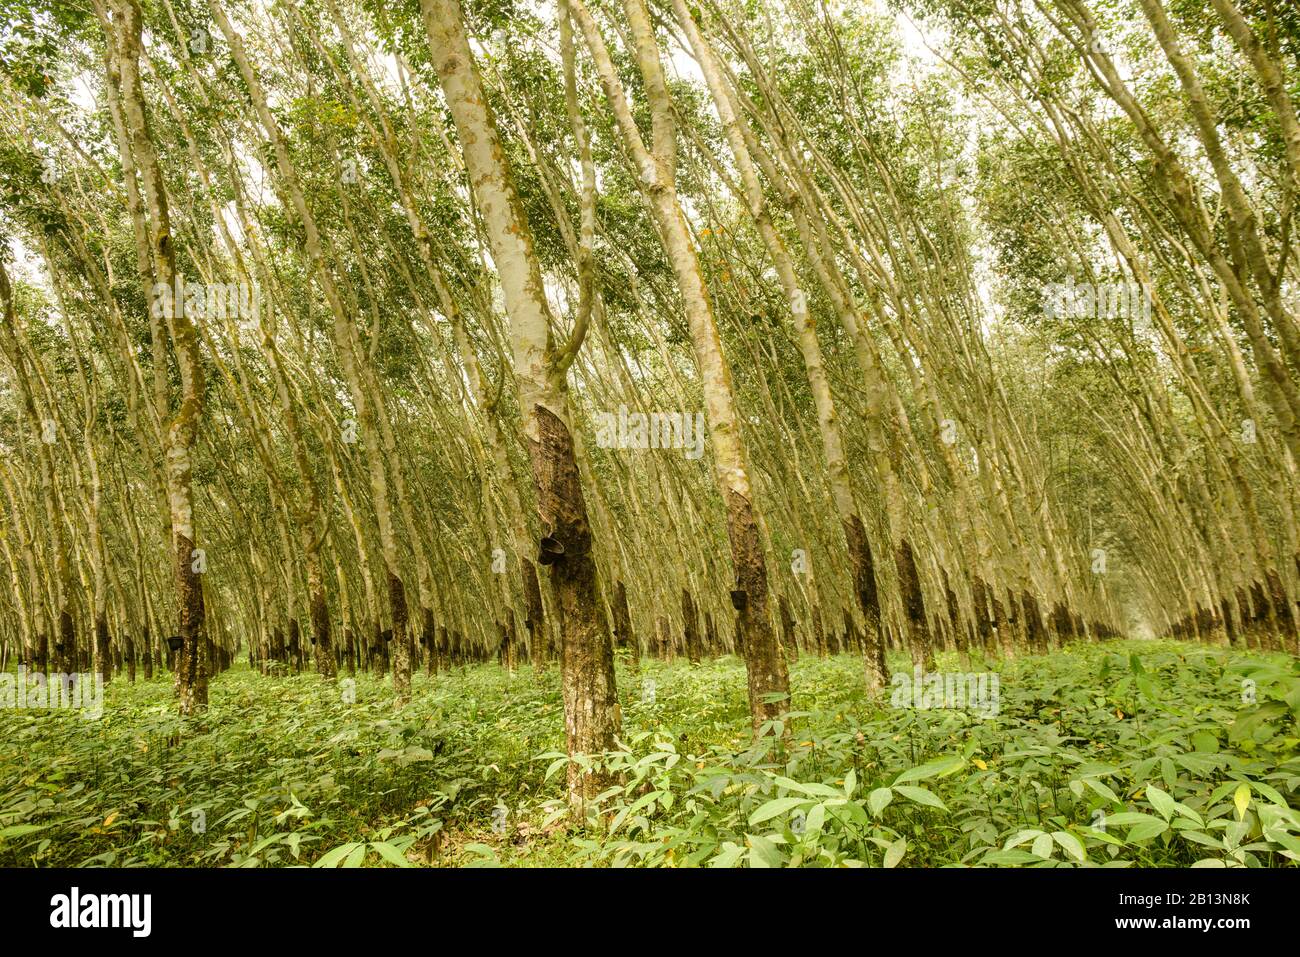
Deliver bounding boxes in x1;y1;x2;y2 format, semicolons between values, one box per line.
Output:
2;640;1298;867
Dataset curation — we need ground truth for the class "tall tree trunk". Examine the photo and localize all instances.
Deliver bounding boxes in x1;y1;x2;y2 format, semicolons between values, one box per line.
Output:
100;0;207;713
572;0;790;733
421;0;620;807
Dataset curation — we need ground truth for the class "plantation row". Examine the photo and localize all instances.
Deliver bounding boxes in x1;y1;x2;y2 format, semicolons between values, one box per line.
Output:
16;585;1300;693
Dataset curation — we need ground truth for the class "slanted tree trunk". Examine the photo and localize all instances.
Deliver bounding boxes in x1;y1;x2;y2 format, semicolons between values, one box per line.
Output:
612;579;638;671
672;0;888;695
99;0;207;714
421;0;620;807
572;0;790;734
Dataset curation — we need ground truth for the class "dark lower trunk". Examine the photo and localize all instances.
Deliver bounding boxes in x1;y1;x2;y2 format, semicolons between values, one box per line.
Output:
779;594;798;663
895;539;934;669
1021;591;1046;654
423;607;437;676
943;571;965;661
1265;569;1298;652
1051;602;1074;644
1236;587;1254;649
528;405;620;807
990;589;1014;659
972;578;993;651
842;609;859;654
652;615;669;660
56;608;75;675
174;535;208;715
523;559;545;671
724;490;790;735
612;579;637;671
388;571;411;698
682;588;701;664
844;515;887;688
95;615;111;685
313;590;336;678
1248;581;1271;649
1005;588;1025;652
373;624;388;679
1220;597;1239;646
498;616;517;671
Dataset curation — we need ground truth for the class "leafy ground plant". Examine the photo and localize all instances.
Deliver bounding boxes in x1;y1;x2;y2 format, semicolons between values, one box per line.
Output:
1;640;1296;867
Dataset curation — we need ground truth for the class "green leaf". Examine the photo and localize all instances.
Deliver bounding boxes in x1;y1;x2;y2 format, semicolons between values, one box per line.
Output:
1136;676;1158;701
1175;830;1221;849
1229;703;1287;743
370;841;413;868
1105;811;1163;827
747;833;784;868
1127;819;1169;842
1145;785;1176;821
1052;831;1086;862
609;791;659;834
1005;828;1044;850
708;842;745;868
772;776;843;798
1246;779;1288;809
0;824;47;839
314;842;360;868
883;837;906;868
343;843;367;868
804;803;826;837
748;797;808;826
1031;833;1055;859
982;848;1045;865
868;787;893;816
1082;778;1120;803
1078;825;1125;848
461;843;501;866
895;785;947;811
894;755;964;785
1233;783;1251;821
1174;753;1222;775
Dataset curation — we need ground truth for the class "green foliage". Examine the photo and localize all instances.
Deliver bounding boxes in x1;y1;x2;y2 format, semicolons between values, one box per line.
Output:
2;640;1297;867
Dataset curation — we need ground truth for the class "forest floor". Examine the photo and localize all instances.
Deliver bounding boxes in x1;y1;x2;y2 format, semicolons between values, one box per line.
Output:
2;640;1298;867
